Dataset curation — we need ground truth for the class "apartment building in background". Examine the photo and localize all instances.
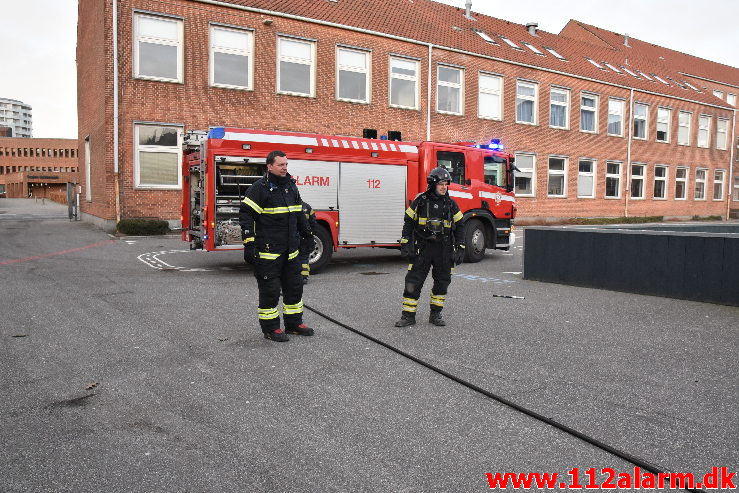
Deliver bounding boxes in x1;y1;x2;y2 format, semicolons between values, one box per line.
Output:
0;98;33;139
76;0;738;231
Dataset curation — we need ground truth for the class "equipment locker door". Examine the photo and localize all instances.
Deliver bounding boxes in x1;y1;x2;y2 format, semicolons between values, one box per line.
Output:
338;162;406;245
287;160;339;210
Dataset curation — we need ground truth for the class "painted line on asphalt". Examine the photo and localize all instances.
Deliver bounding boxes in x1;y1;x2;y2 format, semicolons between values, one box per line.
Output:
0;240;116;266
137;249;213;271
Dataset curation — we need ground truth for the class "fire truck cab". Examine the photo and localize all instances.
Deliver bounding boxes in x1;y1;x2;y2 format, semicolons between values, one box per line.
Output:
182;127;516;272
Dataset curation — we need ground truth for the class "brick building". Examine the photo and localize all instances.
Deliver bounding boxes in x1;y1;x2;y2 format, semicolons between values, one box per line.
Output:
0;138;79;199
76;0;738;231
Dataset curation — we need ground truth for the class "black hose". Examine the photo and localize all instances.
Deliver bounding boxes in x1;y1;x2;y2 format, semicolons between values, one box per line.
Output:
304;303;705;493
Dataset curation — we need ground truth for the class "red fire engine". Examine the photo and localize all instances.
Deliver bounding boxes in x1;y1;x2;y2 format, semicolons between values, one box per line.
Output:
181;127;516;272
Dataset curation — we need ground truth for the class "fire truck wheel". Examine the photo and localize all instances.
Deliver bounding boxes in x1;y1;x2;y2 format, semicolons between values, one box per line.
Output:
309;224;333;273
463;218;486;263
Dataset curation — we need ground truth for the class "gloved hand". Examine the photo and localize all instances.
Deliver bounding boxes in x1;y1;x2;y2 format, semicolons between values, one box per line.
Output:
243;243;255;265
300;235;315;256
400;240;414;261
454;245;465;266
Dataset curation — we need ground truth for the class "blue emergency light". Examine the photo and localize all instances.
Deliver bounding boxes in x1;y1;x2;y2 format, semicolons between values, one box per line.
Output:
474;138;504;151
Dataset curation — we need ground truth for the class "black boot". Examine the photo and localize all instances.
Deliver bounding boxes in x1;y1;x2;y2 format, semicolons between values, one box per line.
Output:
429;311;446;326
394;312;416;327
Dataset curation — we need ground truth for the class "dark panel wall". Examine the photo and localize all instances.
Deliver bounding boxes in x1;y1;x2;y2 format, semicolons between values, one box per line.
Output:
524;227;739;306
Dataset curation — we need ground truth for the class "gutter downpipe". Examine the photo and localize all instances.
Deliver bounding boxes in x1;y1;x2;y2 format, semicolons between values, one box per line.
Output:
113;0;121;225
727;109;737;220
625;88;634;218
427;44;432;141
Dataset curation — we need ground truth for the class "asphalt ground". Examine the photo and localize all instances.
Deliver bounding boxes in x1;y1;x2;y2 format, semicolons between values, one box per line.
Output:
1;198;737;492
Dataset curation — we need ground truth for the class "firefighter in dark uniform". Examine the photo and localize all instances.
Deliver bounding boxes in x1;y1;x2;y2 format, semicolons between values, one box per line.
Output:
299;201;318;284
396;167;465;327
239;150;315;342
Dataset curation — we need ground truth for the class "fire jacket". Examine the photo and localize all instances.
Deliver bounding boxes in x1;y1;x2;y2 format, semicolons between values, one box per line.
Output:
401;191;464;247
239;172;311;259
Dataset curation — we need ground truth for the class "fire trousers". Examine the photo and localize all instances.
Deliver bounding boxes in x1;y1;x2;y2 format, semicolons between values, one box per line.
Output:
401;240;453;315
254;250;304;332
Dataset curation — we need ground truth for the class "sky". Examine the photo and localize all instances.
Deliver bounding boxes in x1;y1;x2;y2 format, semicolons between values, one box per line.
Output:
0;0;737;140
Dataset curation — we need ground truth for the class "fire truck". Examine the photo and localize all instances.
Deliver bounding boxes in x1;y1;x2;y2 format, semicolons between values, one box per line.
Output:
181;127;516;272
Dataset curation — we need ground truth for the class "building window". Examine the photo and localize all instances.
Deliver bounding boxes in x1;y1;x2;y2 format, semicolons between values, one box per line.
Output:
210;25;253;90
605;161;621;198
437;65;463;115
713;170;726;200
697;115;711;148
607;98;624;136
713;90;724;99
478;73;502;120
677;111;691;145
549;87;569;129
654;165;668;200
630;163;645;199
514;152;535;197
580;93;598;133
633;103;648;139
336;47;370;103
277;37;315;97
734;176;739;201
657;108;672;142
134;13;183;82
84;137;91;201
516;80;537;124
675;167;688;200
728;93;736;107
694;168;707;200
577;158;596;198
547;156;567;197
134;124;182;189
389;57;419;109
716;118;729;150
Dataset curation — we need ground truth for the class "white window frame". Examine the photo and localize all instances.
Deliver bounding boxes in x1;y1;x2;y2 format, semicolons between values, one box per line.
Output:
515;80;538;125
716;118;729;150
549;87;570;130
630;163;646;199
577;158;596;199
713;90;724;99
514;152;536;197
713;169;726;201
657;107;671;143
277;36;316;97
84;136;91;202
677;110;691;146
580;93;598;133
209;25;254;90
697;115;711;148
336;46;370;104
389;56;419;110
633;102;648;140
727;93;736;107
605;161;622;199
653;164;668;200
733;176;739;201
547;156;568;198
694;168;707;200
133;13;184;83
134;124;183;190
436;65;464;115
478;72;502;121
607;98;625;137
675;166;688;200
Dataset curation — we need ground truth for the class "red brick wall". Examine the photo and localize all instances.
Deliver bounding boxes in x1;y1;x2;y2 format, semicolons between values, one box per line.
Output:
80;0;736;223
77;0;115;221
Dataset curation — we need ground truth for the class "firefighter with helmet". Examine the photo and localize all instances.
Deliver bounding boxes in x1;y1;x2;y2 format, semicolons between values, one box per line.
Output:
396;167;465;327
